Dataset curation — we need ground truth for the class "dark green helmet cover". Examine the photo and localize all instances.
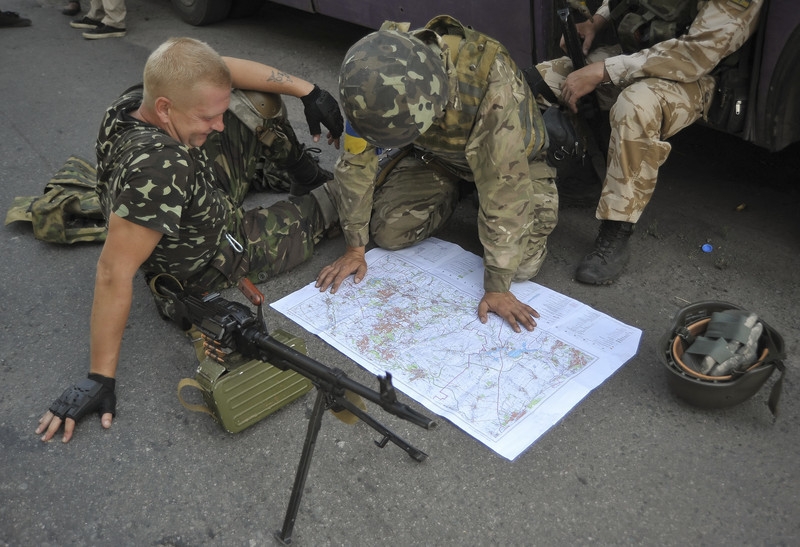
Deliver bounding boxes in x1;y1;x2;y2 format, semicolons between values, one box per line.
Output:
339;29;448;148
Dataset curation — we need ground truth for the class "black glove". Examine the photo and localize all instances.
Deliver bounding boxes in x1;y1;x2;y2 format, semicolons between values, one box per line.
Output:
49;373;117;422
300;84;344;139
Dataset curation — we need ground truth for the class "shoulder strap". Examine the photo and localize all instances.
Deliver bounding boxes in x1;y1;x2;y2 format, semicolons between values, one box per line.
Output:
177;378;215;416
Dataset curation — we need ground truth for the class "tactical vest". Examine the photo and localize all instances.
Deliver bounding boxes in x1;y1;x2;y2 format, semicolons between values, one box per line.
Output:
397;15;546;162
609;0;701;53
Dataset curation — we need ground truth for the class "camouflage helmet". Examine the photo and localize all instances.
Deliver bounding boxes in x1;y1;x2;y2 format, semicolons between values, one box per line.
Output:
339;29;448;148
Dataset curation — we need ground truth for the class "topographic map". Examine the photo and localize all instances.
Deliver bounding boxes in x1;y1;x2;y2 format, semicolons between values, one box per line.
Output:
273;239;641;460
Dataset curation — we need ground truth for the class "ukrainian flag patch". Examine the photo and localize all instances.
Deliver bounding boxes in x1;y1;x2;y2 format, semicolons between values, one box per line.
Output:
343;121;368;155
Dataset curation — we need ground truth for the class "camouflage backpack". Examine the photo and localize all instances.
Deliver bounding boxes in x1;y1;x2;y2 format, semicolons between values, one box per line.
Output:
4;156;106;244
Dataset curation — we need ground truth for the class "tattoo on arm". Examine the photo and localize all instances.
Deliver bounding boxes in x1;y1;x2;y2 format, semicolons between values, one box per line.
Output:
267;70;294;84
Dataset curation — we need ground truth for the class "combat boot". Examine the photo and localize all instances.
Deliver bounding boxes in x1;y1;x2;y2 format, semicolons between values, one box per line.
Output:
287;147;333;196
575;220;634;285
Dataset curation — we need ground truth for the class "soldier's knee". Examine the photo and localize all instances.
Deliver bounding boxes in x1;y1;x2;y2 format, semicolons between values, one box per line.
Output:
372;228;415;251
240;90;283;119
228;89;290;148
611;84;662;131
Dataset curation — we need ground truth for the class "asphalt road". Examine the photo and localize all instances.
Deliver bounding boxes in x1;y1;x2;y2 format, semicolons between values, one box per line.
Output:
1;1;799;546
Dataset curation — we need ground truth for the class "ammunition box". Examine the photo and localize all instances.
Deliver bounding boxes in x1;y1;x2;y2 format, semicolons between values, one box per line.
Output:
178;329;313;433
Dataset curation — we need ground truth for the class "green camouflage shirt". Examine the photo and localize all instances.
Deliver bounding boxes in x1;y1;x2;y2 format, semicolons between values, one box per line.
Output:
95;86;232;280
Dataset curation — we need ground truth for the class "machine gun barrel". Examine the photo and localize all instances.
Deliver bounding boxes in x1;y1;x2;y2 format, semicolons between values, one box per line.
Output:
174;288;435;431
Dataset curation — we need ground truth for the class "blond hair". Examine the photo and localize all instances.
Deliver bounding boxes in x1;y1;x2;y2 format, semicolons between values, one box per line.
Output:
142;37;231;109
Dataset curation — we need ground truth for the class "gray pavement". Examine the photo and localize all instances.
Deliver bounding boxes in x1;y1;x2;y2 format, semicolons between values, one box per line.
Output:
1;1;799;545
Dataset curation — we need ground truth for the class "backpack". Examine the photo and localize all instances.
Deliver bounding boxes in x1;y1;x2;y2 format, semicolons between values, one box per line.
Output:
4;156;107;244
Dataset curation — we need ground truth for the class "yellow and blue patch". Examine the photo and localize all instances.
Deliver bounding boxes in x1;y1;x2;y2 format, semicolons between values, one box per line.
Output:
344;120;368;154
343;121;382;155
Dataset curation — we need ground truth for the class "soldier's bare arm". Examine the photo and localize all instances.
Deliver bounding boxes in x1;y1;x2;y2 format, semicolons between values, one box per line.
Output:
222;57;343;147
36;214;162;443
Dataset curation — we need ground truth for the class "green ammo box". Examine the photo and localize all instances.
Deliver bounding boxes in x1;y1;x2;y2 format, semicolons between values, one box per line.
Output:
178;329;313;433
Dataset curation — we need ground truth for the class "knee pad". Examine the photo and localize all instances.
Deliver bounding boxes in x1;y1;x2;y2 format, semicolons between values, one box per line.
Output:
240;90;283;119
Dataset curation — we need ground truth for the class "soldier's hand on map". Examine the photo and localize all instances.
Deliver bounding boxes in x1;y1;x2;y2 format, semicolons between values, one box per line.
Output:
478;291;540;333
315;245;368;294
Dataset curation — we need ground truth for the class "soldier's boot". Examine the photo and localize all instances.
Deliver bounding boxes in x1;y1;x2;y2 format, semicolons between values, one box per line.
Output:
575;220;634;285
286;147;333;197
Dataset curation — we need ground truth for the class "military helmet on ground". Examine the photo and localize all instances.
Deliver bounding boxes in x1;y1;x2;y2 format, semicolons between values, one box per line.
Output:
338;29;448;148
658;301;786;415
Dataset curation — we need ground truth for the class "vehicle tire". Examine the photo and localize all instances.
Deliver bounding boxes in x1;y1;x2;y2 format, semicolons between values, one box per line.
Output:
171;0;232;26
229;0;266;19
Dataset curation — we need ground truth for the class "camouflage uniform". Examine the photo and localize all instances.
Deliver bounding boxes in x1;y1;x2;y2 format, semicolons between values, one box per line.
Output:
536;0;763;223
95;85;328;293
331;16;557;294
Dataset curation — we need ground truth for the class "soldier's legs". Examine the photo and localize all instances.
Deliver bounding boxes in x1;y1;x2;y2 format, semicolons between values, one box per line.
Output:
226;89;331;195
512;157;559;281
578;76;712;284
196;103;338;289
186;185;337;291
241;187;335;284
371;156;460;250
86;0;126;28
202;110;264;206
597;77;712;223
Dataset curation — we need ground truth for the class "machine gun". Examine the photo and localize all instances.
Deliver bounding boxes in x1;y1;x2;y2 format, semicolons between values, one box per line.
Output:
154;275;435;544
